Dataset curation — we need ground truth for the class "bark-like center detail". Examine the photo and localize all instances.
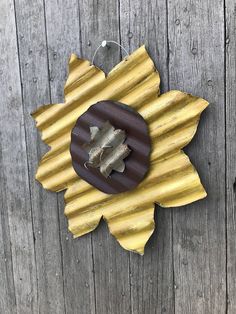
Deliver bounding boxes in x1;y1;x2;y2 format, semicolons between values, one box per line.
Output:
84;121;131;178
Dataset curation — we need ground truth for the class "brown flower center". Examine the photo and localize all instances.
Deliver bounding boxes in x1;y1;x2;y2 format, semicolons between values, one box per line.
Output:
70;100;151;194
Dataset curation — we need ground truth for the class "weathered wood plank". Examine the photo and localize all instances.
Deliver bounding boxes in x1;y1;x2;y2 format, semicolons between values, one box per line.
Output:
225;1;236;313
0;162;16;314
168;0;226;313
43;1;96;313
119;1;175;313
78;1;132;313
13;0;66;312
0;0;38;312
79;0;121;75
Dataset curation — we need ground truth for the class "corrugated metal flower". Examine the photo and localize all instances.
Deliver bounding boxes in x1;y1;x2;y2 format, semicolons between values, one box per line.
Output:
32;46;208;254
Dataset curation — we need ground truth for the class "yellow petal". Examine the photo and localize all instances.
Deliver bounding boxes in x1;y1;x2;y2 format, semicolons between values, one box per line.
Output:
64;150;206;253
105;204;155;255
144;90;209;160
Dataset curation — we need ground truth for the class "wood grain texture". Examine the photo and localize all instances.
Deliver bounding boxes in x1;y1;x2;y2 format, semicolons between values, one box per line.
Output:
0;0;235;313
225;1;236;313
168;0;226;313
0;0;37;313
14;0;66;312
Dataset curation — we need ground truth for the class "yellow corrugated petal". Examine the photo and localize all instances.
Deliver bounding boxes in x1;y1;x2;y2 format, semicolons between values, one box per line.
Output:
32;45;208;254
64;150;206;253
105;204;155;255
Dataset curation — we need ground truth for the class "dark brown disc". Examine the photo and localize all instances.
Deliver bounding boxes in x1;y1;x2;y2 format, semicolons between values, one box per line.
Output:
70;100;151;194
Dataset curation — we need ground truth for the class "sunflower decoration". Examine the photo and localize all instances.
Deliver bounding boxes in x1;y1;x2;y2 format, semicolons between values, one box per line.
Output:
32;45;208;254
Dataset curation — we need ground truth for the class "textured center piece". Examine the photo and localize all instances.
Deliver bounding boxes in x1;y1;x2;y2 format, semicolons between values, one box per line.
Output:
84;121;131;178
70;100;151;194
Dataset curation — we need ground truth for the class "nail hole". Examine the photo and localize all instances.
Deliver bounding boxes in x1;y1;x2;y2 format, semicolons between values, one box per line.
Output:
175;19;180;25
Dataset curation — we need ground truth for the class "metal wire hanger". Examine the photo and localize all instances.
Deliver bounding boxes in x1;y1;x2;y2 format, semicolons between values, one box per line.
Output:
91;40;129;65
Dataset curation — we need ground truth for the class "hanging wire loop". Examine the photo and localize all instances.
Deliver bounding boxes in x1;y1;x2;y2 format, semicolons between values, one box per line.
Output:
91;40;129;65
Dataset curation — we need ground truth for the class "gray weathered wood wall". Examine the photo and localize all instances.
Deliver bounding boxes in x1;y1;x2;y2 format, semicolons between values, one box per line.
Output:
0;0;235;313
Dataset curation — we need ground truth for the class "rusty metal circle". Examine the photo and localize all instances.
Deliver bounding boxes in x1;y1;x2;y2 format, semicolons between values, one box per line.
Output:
70;101;151;194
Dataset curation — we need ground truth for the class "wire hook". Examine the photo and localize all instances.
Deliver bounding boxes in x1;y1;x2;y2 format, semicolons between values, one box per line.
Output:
91;40;129;65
